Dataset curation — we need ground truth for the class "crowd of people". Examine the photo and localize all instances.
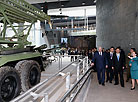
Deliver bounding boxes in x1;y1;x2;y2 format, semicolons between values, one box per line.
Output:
90;46;138;90
67;46;138;90
67;48;88;62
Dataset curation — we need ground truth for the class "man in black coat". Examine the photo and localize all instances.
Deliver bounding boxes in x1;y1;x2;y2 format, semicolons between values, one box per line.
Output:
112;47;125;87
91;47;108;86
106;47;114;83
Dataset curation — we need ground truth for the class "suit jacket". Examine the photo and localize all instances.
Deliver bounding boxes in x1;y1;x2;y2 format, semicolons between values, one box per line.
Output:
92;51;108;69
112;53;125;70
107;52;114;68
88;52;93;59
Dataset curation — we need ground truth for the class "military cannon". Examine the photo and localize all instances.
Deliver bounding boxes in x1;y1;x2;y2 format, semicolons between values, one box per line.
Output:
0;0;51;101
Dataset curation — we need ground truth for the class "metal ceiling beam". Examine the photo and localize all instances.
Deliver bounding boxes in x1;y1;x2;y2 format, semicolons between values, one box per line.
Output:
25;0;70;4
33;0;96;10
53;20;96;27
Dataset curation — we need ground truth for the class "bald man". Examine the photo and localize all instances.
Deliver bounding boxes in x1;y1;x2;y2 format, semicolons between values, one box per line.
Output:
91;47;108;86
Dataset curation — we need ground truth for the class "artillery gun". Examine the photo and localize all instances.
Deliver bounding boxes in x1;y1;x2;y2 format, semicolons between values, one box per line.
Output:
0;0;51;101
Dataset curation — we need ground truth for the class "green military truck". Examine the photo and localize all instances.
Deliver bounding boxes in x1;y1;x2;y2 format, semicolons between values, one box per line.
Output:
0;0;51;101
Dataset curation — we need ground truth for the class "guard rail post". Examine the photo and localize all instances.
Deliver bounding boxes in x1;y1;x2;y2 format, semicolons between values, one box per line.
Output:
83;58;85;74
66;72;71;102
77;63;80;81
86;56;89;70
59;56;61;70
61;55;62;68
44;93;48;102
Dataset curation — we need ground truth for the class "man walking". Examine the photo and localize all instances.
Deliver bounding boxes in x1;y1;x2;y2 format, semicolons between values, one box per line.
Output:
106;47;114;83
112;47;125;87
91;47;108;86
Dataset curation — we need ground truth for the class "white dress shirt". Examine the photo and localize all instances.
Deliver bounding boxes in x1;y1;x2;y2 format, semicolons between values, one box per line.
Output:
99;52;102;56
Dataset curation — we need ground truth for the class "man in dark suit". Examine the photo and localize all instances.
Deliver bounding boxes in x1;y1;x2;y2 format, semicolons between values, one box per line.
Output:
75;48;78;60
112;47;125;87
88;50;92;60
106;47;114;83
91;47;108;86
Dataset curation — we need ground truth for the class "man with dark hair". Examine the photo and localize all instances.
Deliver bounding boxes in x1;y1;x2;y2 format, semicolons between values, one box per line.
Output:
131;48;136;52
91;46;108;86
112;47;125;87
88;50;92;60
106;46;114;83
94;47;97;52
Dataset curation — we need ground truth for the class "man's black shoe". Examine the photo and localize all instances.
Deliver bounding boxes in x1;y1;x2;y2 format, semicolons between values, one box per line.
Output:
106;80;108;82
102;83;105;86
114;83;119;85
99;82;101;85
121;85;125;87
109;81;112;83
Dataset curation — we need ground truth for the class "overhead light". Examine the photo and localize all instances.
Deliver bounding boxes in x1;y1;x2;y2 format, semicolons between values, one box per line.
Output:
94;0;97;3
59;8;62;14
61;4;64;7
82;2;85;5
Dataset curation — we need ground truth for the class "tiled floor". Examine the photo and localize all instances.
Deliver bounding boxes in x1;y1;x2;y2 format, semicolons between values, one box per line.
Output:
39;56;78;101
41;56;77;81
40;56;138;102
86;72;138;102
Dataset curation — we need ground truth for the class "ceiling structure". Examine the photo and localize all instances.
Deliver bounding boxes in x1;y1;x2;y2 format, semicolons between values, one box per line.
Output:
26;0;69;4
25;0;96;28
26;0;96;10
48;6;96;17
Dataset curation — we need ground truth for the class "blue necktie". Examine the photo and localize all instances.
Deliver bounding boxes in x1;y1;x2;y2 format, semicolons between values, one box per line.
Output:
117;55;119;61
110;53;113;59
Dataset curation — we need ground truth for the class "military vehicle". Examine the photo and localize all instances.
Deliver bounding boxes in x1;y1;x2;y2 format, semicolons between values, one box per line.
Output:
0;0;51;101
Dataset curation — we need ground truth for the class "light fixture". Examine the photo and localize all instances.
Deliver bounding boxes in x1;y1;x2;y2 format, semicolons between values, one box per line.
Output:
94;0;97;3
58;0;62;14
82;2;85;5
59;8;62;14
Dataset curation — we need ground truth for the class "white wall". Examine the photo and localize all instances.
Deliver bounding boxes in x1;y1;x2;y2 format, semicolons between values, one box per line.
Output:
48;6;96;17
1;21;49;48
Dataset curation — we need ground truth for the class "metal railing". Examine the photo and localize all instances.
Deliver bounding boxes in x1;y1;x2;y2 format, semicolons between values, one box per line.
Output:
43;54;82;70
58;56;92;102
11;55;91;102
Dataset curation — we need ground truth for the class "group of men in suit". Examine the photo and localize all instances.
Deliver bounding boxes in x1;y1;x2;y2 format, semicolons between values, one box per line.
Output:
91;46;125;87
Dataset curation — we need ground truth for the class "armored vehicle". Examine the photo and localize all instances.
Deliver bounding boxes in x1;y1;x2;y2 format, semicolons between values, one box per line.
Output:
0;0;51;101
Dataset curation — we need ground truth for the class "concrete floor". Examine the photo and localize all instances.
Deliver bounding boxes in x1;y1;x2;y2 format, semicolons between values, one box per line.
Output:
41;56;77;81
86;73;138;102
40;56;78;102
41;56;138;102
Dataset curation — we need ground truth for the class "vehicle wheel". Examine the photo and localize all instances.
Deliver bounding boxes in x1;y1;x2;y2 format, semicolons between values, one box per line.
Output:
15;60;41;91
0;66;21;102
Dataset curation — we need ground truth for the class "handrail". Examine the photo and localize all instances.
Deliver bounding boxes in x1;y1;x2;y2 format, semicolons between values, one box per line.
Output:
11;55;82;102
70;70;92;102
58;66;92;102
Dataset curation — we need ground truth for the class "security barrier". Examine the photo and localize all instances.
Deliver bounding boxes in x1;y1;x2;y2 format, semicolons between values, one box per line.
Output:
11;55;91;102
